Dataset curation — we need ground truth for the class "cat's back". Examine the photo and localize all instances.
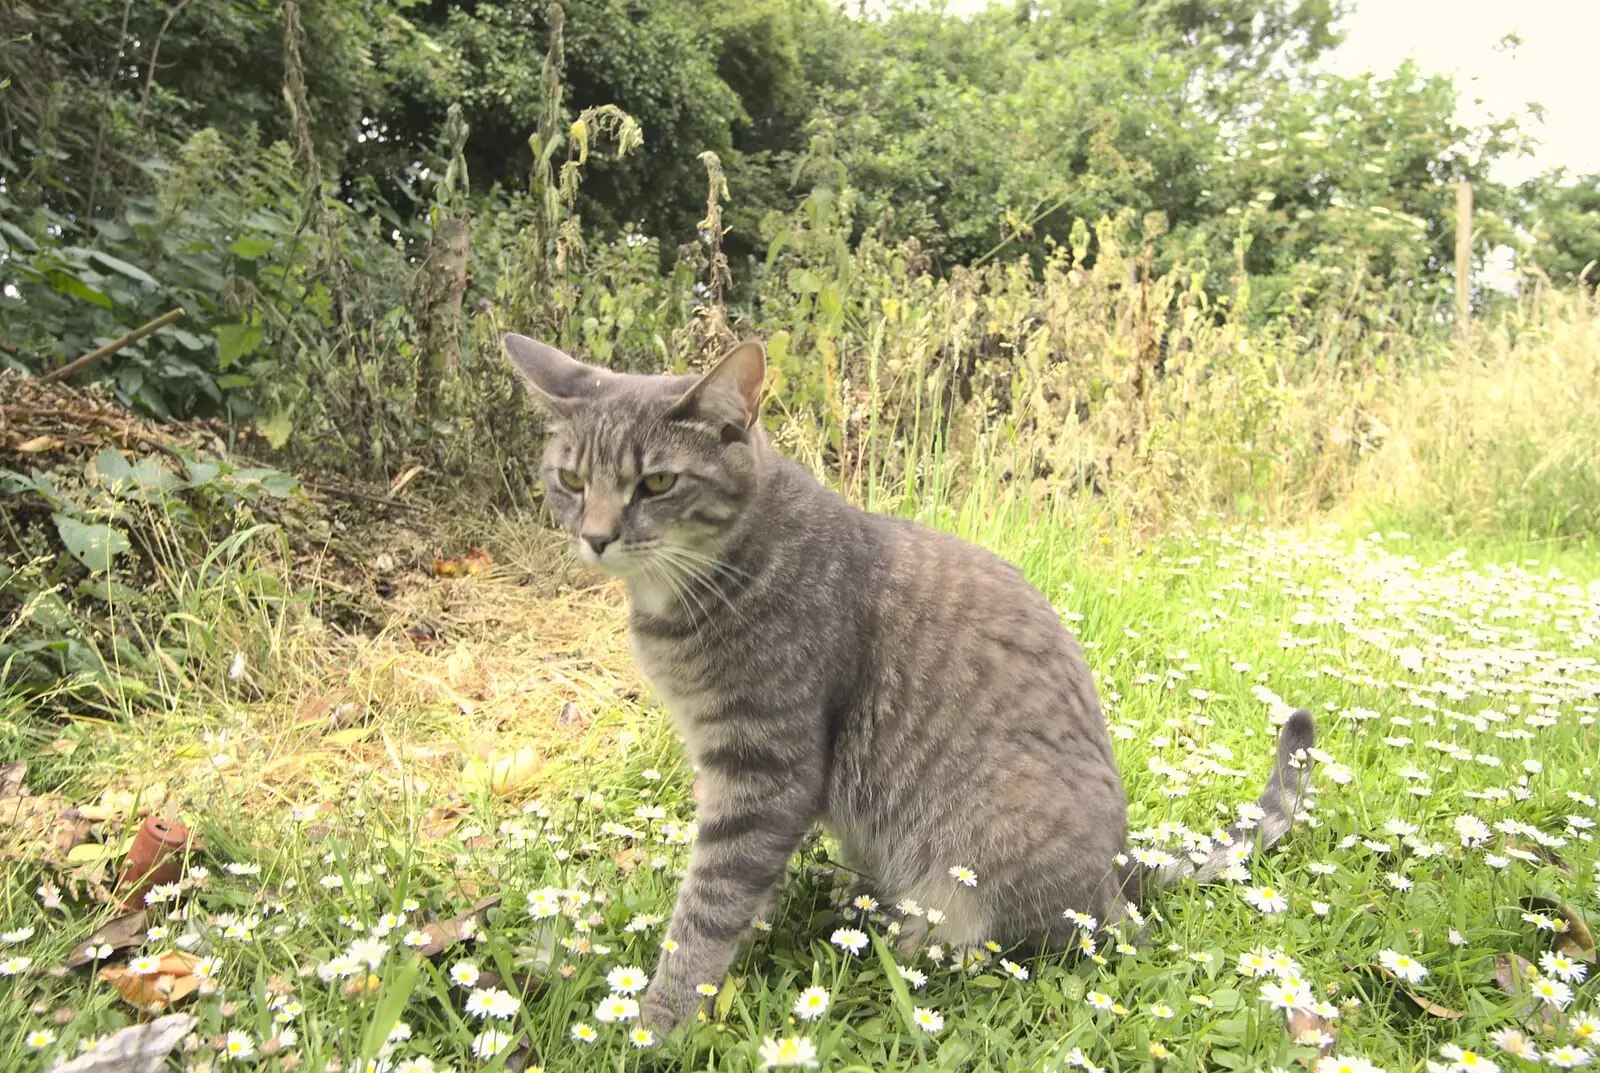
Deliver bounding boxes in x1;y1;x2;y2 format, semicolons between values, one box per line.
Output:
866;510;1084;670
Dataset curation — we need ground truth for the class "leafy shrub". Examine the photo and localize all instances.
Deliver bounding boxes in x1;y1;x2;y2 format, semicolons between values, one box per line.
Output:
1;443;305;710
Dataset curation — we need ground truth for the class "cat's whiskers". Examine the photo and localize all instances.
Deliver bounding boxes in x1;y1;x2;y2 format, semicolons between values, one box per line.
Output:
654;545;745;622
640;553;714;631
660;543;757;583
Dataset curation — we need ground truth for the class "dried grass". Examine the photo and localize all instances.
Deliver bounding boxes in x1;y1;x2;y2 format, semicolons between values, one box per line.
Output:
83;525;654;819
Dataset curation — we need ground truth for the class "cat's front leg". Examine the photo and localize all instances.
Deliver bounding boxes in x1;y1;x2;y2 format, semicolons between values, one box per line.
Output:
642;749;818;1034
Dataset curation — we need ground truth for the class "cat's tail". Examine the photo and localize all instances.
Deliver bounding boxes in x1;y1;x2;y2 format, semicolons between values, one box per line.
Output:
1122;709;1316;898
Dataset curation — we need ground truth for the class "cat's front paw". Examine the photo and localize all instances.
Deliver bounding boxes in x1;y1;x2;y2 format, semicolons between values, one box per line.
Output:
640;979;696;1036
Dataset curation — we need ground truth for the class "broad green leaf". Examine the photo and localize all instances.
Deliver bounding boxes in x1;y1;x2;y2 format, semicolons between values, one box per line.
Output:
183;460;221;486
359;955;421;1063
65;841;121;865
257;410;293;450
0;220;40;252
128;458;182;494
227;235;275;258
788;268;821;294
260;473;297;498
819;281;844;324
88;250;159;287
0;467;41;496
51;273;113;309
713;973;742;1021
765;228;793;268
53;514;130;573
93;447;135;487
767;331;791;369
215;322;263;369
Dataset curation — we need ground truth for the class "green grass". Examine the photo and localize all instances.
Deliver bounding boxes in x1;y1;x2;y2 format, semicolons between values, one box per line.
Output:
2;496;1598;1073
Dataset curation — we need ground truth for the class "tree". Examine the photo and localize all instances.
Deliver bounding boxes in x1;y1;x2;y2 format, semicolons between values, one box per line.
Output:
1518;171;1600;289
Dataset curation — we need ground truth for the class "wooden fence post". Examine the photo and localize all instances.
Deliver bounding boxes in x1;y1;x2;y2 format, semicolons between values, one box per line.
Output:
1455;180;1473;332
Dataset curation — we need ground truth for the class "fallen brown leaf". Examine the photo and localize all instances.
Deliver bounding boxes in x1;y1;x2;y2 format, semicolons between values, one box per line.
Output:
68;909;149;967
419;896;501;957
466;968;545;1001
420;800;469;842
343;972;382;997
1556;907;1596;965
0;761;24;799
464;746;541;798
613;847;645;873
388;463;425;497
1370;962;1464;1020
1520;897;1595;964
0;776;94;867
1494;953;1561;1030
97;950;204;1011
434;547;494;578
16;435;67;453
1287;1007;1337;1060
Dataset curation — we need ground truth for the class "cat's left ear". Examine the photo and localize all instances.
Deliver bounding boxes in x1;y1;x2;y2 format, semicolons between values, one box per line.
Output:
503;333;611;415
666;339;765;438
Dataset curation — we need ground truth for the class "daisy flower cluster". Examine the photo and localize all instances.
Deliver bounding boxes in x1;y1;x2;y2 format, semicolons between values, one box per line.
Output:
3;530;1596;1073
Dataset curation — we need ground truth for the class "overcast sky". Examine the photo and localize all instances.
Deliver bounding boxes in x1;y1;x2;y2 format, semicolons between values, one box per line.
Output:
931;0;1599;183
1317;0;1598;183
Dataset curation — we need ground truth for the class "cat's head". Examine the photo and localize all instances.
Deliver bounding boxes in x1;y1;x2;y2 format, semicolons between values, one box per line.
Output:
503;334;766;578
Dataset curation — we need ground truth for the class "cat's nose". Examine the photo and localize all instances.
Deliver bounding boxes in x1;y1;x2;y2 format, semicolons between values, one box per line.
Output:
583;533;616;557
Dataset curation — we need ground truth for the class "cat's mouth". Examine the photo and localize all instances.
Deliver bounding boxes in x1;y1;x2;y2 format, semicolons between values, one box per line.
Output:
574;538;633;574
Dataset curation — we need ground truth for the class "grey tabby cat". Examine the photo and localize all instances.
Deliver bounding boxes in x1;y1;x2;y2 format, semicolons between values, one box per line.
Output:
503;333;1316;1033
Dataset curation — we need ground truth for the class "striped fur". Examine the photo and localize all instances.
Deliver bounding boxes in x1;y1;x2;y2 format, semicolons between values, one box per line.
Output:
504;334;1317;1032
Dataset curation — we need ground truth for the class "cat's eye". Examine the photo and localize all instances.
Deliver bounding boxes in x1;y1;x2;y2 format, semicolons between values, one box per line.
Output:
640;472;678;495
556;469;585;492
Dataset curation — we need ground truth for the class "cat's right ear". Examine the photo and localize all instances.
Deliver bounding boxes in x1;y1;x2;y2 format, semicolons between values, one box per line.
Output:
503;334;610;415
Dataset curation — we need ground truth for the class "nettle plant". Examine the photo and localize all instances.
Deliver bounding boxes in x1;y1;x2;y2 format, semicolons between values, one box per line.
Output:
0;446;300;709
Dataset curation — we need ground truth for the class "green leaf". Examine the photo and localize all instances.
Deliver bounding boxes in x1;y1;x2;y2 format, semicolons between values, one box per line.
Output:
713;973;742;1021
227;235;275;259
87;251;159;287
787;268;821;294
969;974;1004;989
767;331;791;369
869;929;924;1050
0;220;39;253
93;447;134;487
53;514;130;574
257;410;293;450
260;473;297;498
936;1037;974;1068
0;468;41;497
819;281;843;323
215;322;263;369
51;273;113;309
183;460;221;486
765;228;793;268
128;458;183;494
359;955;421;1063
